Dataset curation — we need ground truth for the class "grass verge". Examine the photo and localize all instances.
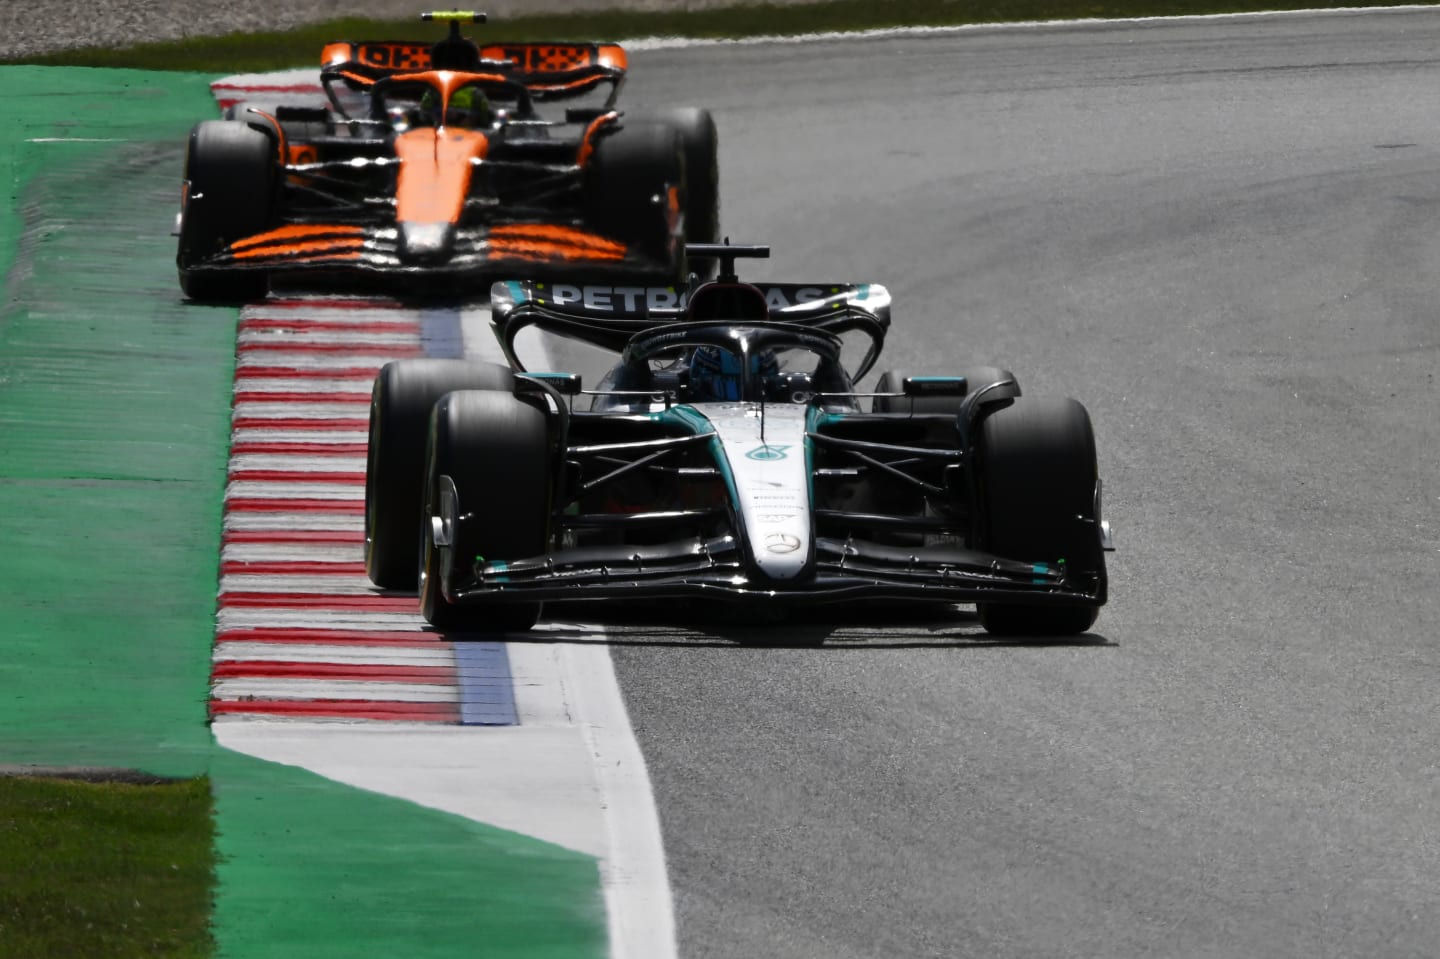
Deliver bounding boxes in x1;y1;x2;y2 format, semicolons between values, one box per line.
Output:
3;0;1432;73
0;775;216;959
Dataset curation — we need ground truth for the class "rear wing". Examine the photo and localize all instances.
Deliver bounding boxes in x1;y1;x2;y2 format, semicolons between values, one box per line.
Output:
491;279;892;370
319;40;628;106
480;43;627;101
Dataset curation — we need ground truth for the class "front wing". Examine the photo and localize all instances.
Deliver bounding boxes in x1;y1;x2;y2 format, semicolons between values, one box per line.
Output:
185;221;675;285
439;533;1105;609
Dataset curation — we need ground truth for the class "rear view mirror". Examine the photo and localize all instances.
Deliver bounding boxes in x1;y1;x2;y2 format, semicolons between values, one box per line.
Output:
903;376;967;398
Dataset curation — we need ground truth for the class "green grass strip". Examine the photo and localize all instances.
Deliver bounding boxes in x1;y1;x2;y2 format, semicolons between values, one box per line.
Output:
0;64;609;958
4;0;1432;73
0;775;215;959
210;749;607;959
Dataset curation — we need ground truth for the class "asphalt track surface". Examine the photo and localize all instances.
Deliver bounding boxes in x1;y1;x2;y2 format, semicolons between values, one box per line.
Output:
13;8;1437;957
590;11;1440;959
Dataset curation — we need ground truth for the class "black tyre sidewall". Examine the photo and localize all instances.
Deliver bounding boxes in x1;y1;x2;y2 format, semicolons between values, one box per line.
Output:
976;396;1104;635
585;121;685;273
632;107;720;249
365;359;515;590
177;120;277;301
420;390;550;632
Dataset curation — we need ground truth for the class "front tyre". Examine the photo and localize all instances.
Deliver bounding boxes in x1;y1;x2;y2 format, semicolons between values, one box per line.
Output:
420;390;550;633
176;120;276;303
975;396;1105;637
639;107;720;252
585;121;686;281
365;360;516;590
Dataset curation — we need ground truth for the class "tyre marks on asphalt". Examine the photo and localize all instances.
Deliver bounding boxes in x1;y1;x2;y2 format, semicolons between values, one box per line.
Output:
212;297;517;726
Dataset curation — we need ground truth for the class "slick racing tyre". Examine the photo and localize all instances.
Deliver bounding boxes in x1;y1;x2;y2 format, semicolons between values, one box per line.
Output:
365;360;516;590
420;390;550;633
635;108;720;266
870;367;1020;415
176;120;276;303
585;121;686;281
975;396;1105;637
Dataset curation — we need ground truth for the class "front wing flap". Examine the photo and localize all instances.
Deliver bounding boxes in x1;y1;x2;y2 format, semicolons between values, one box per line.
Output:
185;221;670;281
444;534;1103;609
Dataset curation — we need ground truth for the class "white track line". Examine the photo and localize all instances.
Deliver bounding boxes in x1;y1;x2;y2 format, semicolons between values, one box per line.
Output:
214;643;457;665
212;679;459;702
215;610;427;629
561;641;677;959
228;455;367;472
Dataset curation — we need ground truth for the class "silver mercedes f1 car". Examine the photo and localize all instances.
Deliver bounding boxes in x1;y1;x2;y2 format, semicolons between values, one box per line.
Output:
364;245;1113;636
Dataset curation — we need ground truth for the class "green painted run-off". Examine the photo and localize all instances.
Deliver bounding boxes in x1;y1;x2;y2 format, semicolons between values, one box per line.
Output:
0;66;607;959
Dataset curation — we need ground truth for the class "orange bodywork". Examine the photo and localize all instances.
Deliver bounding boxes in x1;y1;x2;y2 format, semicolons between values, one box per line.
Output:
488;223;626;262
595;44;627;72
577;111;620;168
382;70;538;227
393;125;488;226
229;224;366;260
218;222;630;268
233;241;364;262
230;224;364;250
478;42;627;74
320;41;628;104
322;41;431;71
199;52;673;278
240;108;287;161
324;40;628;76
320;41;348;66
387;68;511;93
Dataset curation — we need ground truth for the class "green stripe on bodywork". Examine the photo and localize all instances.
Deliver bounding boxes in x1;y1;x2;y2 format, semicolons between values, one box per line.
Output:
653;403;716;435
656;404;736;503
0;67;607;959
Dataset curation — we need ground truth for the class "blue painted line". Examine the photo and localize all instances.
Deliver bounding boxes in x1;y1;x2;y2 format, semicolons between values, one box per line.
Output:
420;306;465;359
420;305;521;726
453;641;519;725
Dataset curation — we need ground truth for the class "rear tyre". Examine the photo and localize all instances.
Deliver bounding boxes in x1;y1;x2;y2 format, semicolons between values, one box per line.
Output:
365;360;516;590
870;367;1020;415
585;121;686;280
177;120;276;303
975;397;1104;637
420;390;550;633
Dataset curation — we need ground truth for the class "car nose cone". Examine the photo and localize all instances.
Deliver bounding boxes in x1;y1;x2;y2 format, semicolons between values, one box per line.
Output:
399;221;454;262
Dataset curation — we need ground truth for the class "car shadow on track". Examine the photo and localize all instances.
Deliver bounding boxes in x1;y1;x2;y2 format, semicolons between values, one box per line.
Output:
483;603;1115;650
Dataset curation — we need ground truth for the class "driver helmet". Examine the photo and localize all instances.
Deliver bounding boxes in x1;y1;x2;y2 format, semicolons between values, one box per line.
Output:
687;346;779;402
418;85;492;129
449;85;492;127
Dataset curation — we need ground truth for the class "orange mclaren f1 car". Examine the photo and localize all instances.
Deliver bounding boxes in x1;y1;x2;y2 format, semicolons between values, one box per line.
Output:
176;11;720;302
